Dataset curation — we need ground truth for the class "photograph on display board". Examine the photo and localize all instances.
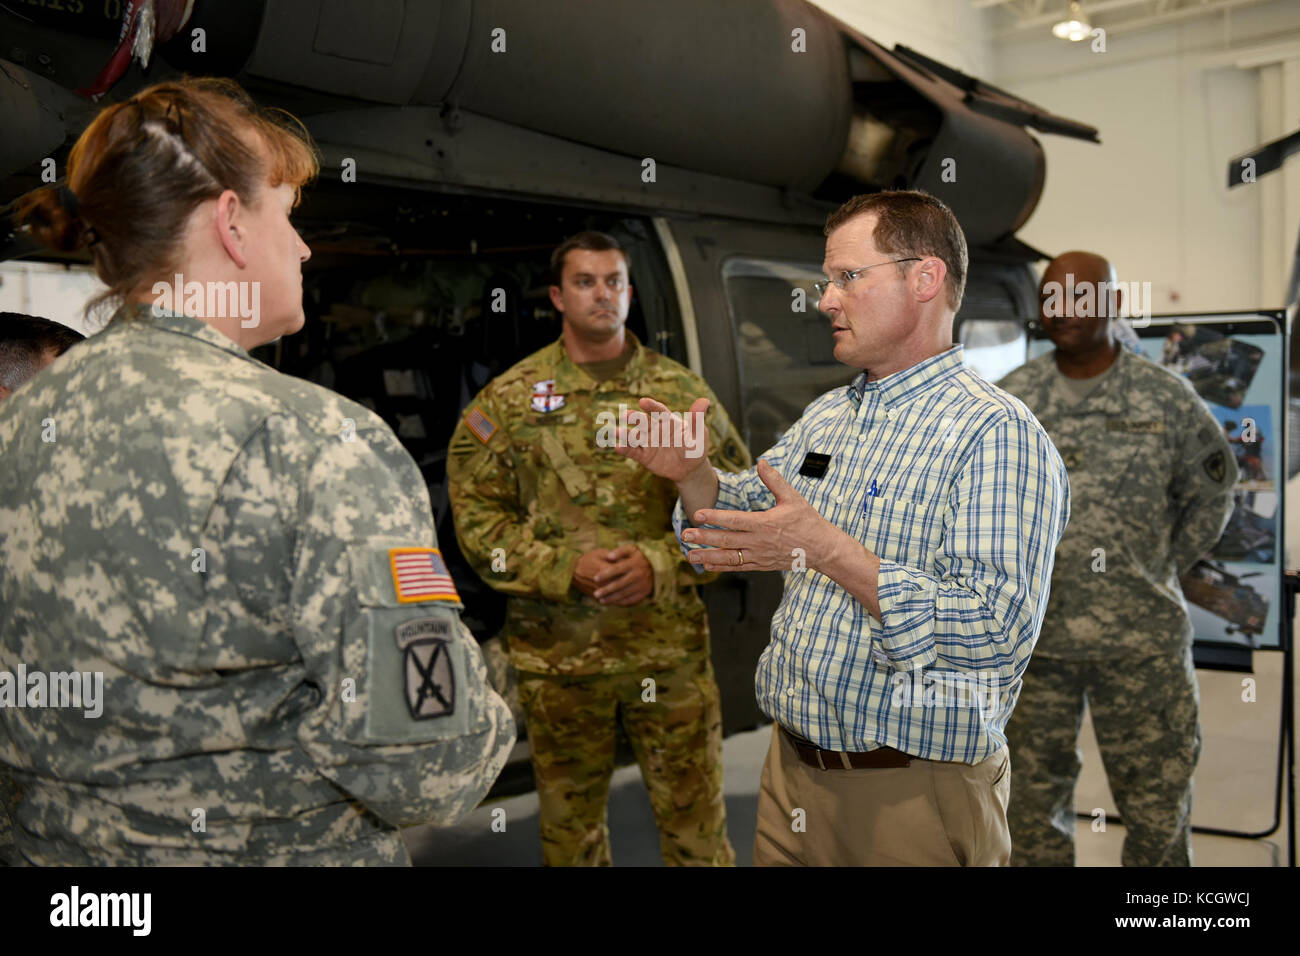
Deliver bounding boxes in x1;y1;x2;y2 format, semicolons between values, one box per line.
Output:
1159;324;1264;409
1136;313;1286;649
1180;559;1270;645
1211;404;1274;490
1211;490;1276;564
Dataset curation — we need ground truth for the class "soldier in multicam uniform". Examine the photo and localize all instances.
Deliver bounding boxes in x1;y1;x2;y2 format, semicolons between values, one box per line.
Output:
0;78;513;866
447;231;751;866
997;251;1234;866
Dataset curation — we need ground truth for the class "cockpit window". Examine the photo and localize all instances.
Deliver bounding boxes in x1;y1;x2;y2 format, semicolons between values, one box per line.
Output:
720;257;853;454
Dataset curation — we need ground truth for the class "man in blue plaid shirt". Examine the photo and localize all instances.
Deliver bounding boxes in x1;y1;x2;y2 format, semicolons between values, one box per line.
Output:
619;190;1069;866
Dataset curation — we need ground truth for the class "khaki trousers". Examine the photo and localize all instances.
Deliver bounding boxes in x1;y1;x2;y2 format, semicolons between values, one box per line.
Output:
753;725;1012;866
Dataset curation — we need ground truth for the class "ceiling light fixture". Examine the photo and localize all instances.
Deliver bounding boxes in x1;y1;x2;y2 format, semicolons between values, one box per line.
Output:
1051;1;1092;42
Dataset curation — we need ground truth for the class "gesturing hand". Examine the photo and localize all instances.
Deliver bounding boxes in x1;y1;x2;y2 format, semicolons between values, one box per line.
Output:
614;396;712;483
681;460;846;572
572;544;654;606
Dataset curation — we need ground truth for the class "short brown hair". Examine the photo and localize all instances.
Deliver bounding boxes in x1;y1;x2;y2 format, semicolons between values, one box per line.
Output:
0;313;84;392
13;77;318;318
550;231;629;286
824;190;968;311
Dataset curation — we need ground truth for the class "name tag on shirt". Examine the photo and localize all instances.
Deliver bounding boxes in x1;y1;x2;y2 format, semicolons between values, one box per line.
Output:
1106;419;1165;434
799;452;831;479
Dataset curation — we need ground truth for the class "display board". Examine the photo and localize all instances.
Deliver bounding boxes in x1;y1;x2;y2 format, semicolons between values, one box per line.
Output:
1028;312;1286;650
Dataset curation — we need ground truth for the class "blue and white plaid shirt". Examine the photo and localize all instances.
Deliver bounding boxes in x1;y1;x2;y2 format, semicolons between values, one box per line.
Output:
674;346;1069;763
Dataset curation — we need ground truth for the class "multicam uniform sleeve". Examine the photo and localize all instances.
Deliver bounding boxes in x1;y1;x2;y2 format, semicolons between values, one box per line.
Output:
1169;394;1236;577
287;419;516;827
446;390;583;601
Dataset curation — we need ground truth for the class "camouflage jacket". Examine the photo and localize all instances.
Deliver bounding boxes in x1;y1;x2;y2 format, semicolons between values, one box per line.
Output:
0;306;514;865
446;333;751;676
997;346;1234;658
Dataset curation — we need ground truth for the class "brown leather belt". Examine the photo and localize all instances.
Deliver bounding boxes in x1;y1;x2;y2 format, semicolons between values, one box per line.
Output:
781;726;912;770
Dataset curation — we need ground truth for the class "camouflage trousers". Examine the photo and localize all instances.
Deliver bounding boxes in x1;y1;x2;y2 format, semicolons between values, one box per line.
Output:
515;656;734;866
1006;647;1201;866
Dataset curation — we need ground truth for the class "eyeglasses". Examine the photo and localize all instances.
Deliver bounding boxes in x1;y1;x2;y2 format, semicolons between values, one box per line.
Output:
812;258;921;298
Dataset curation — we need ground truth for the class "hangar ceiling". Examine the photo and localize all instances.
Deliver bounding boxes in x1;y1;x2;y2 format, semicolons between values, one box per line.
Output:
981;0;1280;39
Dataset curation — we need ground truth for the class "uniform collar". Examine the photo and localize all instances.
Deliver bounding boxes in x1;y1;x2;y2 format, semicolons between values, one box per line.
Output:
847;345;964;410
1054;342;1131;416
554;330;647;393
112;303;255;362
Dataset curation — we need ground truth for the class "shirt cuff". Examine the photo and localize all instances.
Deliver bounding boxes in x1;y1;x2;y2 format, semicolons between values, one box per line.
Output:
874;560;939;672
673;470;746;570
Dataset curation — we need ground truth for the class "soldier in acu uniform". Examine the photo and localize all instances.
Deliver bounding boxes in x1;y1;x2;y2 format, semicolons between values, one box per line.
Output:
0;78;513;866
997;251;1234;866
447;232;751;866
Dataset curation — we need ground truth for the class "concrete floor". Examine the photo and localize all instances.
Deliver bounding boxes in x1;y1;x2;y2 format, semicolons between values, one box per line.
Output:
404;651;1294;866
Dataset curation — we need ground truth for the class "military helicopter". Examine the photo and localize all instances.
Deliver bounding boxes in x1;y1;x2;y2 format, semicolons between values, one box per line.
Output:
1;0;1102;792
1182;560;1269;640
1213;493;1276;564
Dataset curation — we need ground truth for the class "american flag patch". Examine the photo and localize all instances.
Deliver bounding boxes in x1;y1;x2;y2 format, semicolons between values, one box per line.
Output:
389;548;461;603
465;406;497;443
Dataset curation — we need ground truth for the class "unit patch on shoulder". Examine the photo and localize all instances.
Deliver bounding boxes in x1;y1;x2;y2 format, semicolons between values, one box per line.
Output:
465;406;497;443
395;618;456;719
389;547;461;603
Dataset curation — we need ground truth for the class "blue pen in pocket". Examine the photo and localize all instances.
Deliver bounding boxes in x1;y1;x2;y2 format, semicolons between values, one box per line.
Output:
861;478;879;513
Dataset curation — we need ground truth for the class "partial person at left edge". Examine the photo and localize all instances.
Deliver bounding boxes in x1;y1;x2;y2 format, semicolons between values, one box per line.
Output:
0;312;84;400
0;76;514;866
0;315;83;864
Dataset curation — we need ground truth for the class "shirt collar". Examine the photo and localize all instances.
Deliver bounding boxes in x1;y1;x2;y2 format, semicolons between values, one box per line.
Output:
112;303;255;362
554;330;647;393
1052;342;1131;416
847;345;965;410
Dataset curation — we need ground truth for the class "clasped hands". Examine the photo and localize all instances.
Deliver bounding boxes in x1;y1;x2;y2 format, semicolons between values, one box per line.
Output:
572;543;654;605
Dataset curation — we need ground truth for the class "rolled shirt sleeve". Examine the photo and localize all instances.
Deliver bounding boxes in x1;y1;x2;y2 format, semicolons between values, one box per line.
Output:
874;418;1070;687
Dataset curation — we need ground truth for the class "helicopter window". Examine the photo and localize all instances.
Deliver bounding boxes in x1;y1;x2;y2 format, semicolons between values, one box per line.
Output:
719;257;855;454
957;318;1027;383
